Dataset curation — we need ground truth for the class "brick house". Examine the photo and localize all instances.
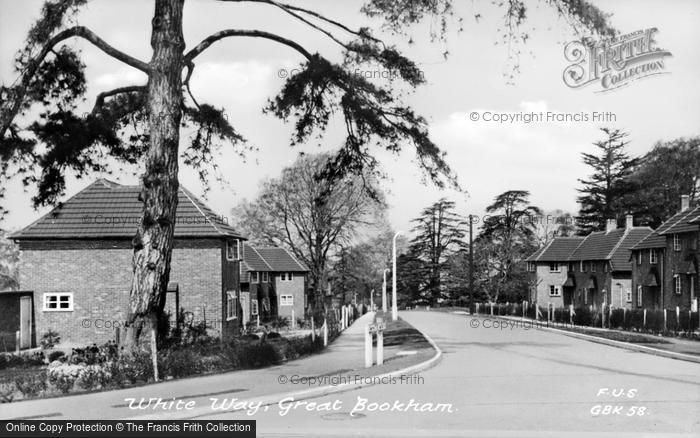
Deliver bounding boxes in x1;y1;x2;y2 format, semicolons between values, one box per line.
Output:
525;237;584;307
526;215;652;309
240;244;308;327
630;197;699;311
8;179;246;347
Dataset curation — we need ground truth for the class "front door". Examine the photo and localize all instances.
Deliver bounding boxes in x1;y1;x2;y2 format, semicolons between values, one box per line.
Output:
19;296;32;349
240;292;250;326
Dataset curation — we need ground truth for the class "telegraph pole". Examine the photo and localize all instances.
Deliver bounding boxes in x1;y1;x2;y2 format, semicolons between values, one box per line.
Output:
469;214;474;315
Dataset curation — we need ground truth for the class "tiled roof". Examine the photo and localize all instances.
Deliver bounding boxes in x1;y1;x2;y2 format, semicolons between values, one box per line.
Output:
630;231;666;250
242;244;273;272
524;246;546;262
658;206;700;235
526;226;653;272
569;228;627;261
526;237;584;262
254;247;308;272
608;228;654;271
10;179;245;240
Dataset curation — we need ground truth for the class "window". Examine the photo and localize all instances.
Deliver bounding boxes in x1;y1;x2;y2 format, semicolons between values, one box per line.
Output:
580;260;585;272
226;239;240;260
674;275;682;294
626;287;632;303
43;293;73;311
637;285;642;307
549;262;560;272
568;262;575;272
549;285;561;297
251;272;259;284
251;300;259;316
673;234;681;251
280;272;294;282
527;262;536;272
262;272;269;283
226;290;237;320
280;295;294;306
591;262;596;272
636;251;642;265
650;249;657;264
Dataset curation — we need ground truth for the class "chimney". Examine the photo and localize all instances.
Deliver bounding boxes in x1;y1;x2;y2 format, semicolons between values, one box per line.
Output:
626;214;634;229
606;218;617;233
681;194;690;212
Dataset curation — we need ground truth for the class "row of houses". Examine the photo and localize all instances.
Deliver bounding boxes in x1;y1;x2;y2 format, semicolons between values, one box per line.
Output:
526;196;699;312
0;179;309;350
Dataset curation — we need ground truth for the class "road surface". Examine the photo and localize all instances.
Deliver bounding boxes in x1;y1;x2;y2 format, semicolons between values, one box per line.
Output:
199;311;700;437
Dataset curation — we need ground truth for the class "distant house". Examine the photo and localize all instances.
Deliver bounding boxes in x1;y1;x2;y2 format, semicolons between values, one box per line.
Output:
240;244;308;326
526;215;652;309
8;179;246;347
630;196;699;311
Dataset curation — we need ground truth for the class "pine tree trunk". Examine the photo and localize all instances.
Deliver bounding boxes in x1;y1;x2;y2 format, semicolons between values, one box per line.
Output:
124;0;185;356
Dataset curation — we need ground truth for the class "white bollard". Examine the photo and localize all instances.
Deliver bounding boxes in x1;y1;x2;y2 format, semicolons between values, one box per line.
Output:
377;329;384;365
364;325;373;368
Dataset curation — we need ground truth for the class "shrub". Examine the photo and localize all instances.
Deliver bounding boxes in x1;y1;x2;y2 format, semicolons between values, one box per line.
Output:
48;351;65;362
271;316;289;330
77;365;104;391
267;332;281;339
15;369;47;398
47;364;82;394
160;349;204;379
239;342;280;368
0;383;15;403
40;330;61;349
119;352;154;384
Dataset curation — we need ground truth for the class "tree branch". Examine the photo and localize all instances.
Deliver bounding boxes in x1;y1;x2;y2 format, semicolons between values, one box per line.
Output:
2;26;149;136
92;85;147;114
184;29;313;63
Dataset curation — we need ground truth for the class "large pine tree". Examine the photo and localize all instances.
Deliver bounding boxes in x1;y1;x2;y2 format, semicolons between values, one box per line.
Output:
407;199;466;305
576;128;639;235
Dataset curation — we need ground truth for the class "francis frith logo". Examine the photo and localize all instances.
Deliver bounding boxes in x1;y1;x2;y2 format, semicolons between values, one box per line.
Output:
563;28;672;92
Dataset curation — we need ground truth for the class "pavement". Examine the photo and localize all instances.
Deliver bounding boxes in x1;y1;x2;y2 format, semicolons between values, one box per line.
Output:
0;311;435;420
198;311;700;438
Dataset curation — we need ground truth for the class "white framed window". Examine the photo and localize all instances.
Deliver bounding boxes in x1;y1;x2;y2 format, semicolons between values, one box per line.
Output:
549;285;561;297
280;272;293;282
637;251;642;265
549;262;560;272
226;239;240;260
280;295;294;306
626;287;632;303
674;275;682;294
262;272;269;283
251;272;260;284
251;299;259;316
673;234;681;251
649;249;657;264
527;262;535;272
226;290;237;320
43;293;73;311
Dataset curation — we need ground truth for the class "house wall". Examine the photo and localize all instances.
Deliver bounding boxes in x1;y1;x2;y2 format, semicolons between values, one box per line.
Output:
570;260;612;309
630;248;663;309
662;232;698;310
275;273;305;322
533;263;569;307
19;239;223;346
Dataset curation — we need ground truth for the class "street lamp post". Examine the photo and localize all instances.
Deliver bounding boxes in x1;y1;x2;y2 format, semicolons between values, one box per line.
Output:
392;231;403;321
382;268;390;313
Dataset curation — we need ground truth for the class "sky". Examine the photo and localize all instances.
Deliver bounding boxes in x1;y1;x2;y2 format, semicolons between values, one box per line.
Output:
1;0;699;237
